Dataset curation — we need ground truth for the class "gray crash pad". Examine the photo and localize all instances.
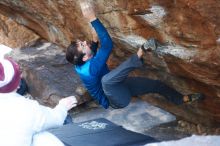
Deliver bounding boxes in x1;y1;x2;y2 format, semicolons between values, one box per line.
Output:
49;118;158;146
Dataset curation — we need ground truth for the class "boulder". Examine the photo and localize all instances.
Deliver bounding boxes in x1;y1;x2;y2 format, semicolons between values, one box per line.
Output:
0;0;219;127
12;41;90;107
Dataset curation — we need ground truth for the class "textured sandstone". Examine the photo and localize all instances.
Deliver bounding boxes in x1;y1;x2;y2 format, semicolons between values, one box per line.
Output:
0;13;39;48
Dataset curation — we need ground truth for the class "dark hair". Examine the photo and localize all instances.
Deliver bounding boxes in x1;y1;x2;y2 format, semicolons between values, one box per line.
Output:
66;41;86;66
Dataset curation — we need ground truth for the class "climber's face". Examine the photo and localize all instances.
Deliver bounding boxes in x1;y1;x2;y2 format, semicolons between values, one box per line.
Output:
77;40;93;61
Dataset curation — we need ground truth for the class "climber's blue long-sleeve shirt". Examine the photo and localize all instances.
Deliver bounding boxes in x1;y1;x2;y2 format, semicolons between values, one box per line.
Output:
75;19;113;109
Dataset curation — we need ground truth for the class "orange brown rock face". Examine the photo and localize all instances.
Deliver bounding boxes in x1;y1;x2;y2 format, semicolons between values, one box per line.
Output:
0;0;219;126
0;13;39;48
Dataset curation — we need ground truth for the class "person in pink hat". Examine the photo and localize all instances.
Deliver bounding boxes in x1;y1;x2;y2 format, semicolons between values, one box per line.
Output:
0;55;77;146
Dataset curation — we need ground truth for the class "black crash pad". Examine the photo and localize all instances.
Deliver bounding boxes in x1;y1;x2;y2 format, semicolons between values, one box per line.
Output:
49;118;158;146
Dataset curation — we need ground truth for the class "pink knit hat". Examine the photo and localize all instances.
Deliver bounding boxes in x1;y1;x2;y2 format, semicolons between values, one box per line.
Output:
0;57;21;93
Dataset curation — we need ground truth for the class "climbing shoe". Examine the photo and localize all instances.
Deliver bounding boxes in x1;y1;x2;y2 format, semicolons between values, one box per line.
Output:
183;93;204;104
141;38;165;52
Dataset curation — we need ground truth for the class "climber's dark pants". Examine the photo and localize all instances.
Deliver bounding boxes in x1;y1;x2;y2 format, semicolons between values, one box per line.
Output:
16;78;28;95
102;54;183;109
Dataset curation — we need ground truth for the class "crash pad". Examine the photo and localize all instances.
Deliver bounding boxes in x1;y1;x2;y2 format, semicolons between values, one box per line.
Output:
49;118;158;146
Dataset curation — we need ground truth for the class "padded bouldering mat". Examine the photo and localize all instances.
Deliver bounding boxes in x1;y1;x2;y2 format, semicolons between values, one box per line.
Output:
49;118;158;146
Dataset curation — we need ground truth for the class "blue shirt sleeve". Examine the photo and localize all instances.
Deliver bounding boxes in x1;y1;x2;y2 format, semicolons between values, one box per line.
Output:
90;41;98;55
90;19;113;76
